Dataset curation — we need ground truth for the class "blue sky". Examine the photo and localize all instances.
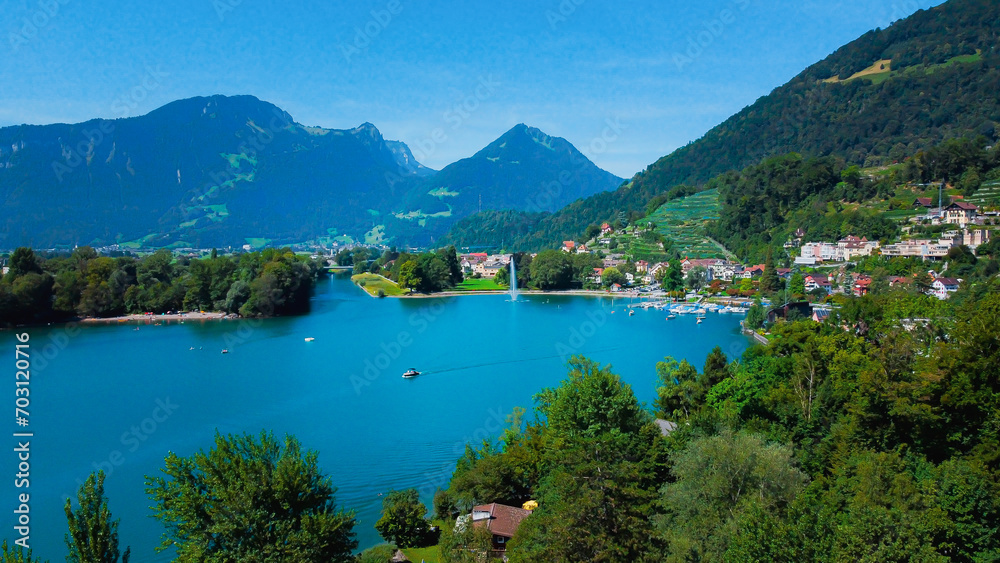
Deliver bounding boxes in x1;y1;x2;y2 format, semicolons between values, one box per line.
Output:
1;0;943;178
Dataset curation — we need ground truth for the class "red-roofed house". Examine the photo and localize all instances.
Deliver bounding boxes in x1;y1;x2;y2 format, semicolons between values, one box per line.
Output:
600;222;614;235
464;253;489;264
854;275;872;297
466;503;532;554
888;276;911;288
805;274;832;294
931;277;961;300
562;241;576;252
913;197;935;210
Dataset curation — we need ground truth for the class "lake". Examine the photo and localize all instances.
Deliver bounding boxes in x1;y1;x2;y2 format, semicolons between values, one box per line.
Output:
7;275;750;560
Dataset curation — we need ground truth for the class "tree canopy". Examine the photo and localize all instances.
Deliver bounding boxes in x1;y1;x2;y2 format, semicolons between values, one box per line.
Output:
145;431;357;562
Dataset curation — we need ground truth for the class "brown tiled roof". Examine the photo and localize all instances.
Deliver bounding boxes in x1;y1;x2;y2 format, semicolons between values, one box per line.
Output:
473;503;531;538
949;202;979;211
915;197;934;207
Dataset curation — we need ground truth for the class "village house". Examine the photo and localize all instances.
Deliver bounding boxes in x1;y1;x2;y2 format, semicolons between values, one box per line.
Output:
741;265;765;279
457;503;532;557
470;254;510;278
888;276;911;288
562;241;576;253
881;239;953;260
853;275;873;297
462;253;489;265
767;302;813;324
590;267;604;285
681;258;720;282
797;236;878;264
964;228;990;249
648;262;669;281
635;260;649;274
913;197;936;210
943;202;979;227
797;242;842;264
838;236;880;259
804;274;832;294
600;222;614;235
931;277;961;300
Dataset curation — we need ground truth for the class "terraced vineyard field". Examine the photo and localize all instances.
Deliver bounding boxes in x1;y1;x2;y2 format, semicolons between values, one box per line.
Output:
967;182;1000;208
646;189;727;259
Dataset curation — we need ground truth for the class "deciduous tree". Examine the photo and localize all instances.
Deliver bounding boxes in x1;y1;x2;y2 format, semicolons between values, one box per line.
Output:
146;431;357;562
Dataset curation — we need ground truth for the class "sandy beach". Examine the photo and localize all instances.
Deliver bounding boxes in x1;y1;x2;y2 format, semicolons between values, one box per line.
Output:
79;311;233;324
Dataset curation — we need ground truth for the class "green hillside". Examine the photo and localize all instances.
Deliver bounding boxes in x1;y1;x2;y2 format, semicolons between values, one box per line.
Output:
646;189;726;259
500;0;1000;250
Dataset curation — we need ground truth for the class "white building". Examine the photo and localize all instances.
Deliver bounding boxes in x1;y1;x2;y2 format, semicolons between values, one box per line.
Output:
931;278;961;300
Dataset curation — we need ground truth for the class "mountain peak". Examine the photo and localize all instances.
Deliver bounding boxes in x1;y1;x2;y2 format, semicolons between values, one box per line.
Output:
350;122;385;144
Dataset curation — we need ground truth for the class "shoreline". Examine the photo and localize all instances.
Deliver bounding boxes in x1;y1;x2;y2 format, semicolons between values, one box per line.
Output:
392;289;652;299
78;311;234;324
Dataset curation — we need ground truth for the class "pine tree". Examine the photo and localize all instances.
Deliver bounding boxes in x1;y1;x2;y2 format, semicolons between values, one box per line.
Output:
65;471;130;563
760;250;783;294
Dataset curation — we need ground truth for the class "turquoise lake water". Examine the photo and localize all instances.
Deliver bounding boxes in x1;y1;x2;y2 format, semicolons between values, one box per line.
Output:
6;275;750;560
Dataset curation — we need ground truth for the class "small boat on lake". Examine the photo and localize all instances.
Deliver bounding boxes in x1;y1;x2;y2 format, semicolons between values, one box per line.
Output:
221;349;229;354
304;337;315;342
402;368;420;378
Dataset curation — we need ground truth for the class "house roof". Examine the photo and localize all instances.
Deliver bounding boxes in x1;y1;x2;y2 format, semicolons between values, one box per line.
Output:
935;278;960;286
915;197;934;207
654;419;678;436
472;503;531;538
948;202;979;211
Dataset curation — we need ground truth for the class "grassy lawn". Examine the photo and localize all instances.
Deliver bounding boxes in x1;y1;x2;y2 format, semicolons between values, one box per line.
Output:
454;278;506;292
401;545;442;562
352;273;406;297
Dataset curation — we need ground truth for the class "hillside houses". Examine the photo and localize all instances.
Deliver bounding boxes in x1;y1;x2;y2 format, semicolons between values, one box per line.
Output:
880;228;989;260
681;258;744;281
461;253;510;278
796;236;879;265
